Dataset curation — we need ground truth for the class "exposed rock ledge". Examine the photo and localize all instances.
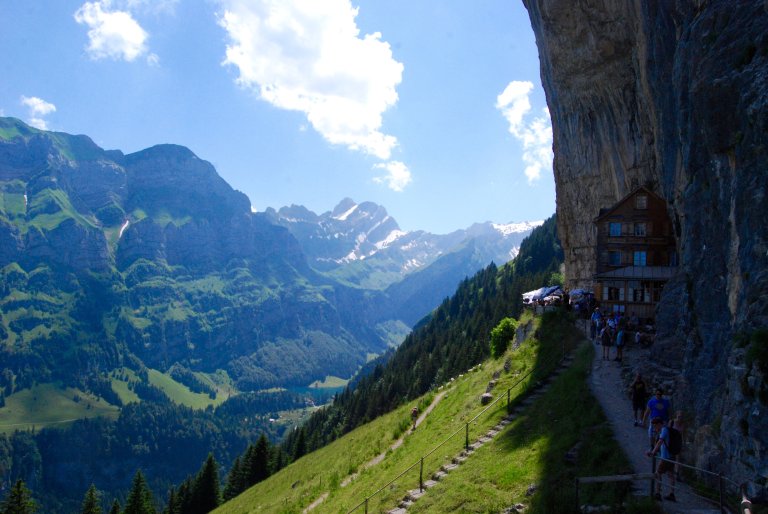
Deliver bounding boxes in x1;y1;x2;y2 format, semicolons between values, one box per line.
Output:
524;0;768;493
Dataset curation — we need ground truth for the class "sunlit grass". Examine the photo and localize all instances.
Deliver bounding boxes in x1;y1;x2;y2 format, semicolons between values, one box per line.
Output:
0;383;119;434
214;311;638;514
147;369;224;409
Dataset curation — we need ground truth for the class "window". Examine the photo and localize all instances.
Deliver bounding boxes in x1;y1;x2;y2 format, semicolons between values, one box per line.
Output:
609;222;621;237
634;223;646;236
633;251;647;266
608;251;621;266
603;281;624;301
635;194;648;209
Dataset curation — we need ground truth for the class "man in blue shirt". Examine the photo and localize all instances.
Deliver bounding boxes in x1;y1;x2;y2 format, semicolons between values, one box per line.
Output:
642;389;671;448
646;417;676;501
590;308;602;340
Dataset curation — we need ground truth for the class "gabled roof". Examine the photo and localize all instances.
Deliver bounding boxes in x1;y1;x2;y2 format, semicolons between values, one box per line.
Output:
594;186;664;222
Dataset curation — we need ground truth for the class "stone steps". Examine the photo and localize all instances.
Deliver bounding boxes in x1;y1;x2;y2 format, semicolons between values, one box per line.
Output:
385;353;576;513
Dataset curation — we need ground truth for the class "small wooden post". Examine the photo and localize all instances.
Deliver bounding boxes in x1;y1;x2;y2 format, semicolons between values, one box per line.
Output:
465;423;470;450
718;473;724;513
420;457;424;492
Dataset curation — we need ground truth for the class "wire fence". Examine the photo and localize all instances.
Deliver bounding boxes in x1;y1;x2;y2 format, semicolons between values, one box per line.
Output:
345;345;570;514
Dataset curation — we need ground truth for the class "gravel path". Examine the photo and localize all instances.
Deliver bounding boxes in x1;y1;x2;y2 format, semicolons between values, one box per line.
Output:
587;333;724;513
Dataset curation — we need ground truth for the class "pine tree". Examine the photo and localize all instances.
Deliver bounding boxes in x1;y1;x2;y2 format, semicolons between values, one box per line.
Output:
163;487;181;514
0;479;37;514
246;434;271;486
108;500;120;514
80;484;101;514
189;454;221;514
123;470;156;514
292;428;307;461
222;456;243;501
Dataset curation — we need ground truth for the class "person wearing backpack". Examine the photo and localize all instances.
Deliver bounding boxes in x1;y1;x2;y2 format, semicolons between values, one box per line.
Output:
646;417;677;502
669;410;685;480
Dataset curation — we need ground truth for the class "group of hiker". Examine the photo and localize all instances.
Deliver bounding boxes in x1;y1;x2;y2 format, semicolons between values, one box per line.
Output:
590;307;635;362
630;372;684;503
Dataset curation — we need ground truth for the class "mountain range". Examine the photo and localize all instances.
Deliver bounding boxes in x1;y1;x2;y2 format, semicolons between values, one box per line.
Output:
0;116;540;397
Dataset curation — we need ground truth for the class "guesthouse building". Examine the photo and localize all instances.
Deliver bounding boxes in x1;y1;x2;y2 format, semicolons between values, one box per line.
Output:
593;187;678;322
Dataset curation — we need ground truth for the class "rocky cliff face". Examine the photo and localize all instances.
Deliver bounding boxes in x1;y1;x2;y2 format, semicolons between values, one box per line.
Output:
525;0;768;492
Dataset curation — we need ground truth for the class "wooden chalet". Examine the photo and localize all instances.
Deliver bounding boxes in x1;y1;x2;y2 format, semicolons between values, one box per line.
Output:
593;187;678;322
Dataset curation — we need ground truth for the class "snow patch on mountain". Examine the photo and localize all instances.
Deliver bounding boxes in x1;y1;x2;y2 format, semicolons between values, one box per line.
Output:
492;220;545;236
334;204;359;221
376;229;408;250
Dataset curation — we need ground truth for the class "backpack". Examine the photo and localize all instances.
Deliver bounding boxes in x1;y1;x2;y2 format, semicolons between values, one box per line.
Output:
665;426;683;456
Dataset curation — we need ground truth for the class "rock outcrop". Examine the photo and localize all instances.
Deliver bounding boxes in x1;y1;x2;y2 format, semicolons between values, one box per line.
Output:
524;0;768;492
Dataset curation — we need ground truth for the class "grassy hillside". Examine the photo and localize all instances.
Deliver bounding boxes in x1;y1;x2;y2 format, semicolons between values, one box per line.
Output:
0;383;119;434
215;311;641;514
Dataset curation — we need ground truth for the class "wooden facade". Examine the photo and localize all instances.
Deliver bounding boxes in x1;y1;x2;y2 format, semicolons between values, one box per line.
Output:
593;187;678;321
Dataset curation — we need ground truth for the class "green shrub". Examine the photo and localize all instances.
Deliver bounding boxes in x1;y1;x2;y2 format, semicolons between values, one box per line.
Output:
490;317;518;358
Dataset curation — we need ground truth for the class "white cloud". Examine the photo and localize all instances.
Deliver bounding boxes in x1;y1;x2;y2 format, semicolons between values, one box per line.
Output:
217;0;404;159
20;96;57;130
373;161;412;192
496;80;553;183
74;1;149;62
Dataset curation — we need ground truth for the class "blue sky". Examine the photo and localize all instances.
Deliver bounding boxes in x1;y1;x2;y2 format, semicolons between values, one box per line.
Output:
0;0;554;234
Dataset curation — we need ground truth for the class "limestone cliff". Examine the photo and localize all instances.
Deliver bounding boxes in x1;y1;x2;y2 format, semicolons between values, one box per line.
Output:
524;0;768;493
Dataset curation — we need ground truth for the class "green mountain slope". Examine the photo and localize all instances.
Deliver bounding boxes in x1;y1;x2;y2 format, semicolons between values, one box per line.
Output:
0;116;402;398
282;216;563;454
216;312;638;513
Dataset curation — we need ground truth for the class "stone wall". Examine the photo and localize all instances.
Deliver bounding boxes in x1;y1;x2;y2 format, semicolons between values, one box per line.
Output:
524;0;768;493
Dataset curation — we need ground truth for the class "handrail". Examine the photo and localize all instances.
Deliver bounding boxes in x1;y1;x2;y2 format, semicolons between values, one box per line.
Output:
578;457;754;512
345;349;567;513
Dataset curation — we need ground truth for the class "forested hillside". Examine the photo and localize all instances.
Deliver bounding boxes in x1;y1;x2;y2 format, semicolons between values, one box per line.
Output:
280;215;562;455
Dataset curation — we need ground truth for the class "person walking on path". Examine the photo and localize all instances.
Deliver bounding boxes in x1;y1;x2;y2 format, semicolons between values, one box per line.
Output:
629;372;648;426
670;410;686;480
600;324;613;360
642;388;671;449
590;308;602;341
614;327;625;362
646;417;677;502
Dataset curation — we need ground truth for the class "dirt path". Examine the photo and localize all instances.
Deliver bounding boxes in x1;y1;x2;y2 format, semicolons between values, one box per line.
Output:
588;336;722;513
302;390;448;513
